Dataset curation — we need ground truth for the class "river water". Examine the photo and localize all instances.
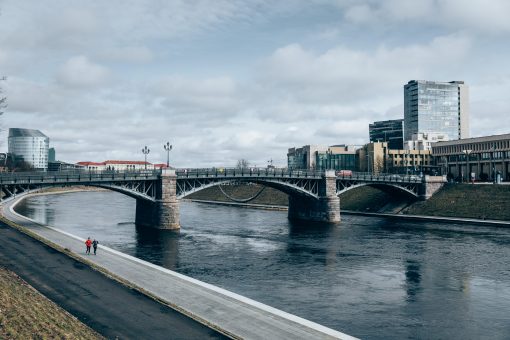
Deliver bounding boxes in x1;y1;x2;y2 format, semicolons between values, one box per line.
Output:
14;191;510;339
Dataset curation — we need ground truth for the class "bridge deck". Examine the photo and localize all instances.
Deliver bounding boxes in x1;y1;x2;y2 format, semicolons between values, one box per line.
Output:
1;195;357;340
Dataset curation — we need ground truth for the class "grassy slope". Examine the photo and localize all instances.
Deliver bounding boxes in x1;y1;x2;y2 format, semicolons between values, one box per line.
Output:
187;183;510;221
187;184;289;206
403;184;510;220
0;267;103;340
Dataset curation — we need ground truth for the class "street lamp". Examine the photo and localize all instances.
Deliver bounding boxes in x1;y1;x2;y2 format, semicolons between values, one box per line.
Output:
142;146;150;170
164;142;172;167
462;149;472;183
366;151;371;174
488;143;495;183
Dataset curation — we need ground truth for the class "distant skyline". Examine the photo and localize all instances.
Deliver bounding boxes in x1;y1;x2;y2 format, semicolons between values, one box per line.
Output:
1;0;509;167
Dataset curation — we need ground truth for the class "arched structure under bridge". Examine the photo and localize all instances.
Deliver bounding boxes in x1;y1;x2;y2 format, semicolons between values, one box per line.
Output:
0;169;447;230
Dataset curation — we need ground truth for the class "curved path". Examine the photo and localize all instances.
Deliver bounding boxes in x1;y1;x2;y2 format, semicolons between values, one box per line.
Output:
0;220;226;339
1;194;357;340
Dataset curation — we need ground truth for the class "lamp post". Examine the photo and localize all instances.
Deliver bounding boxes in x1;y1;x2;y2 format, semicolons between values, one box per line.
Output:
366;151;370;173
462;149;472;183
142;146;150;170
164;142;172;168
490;143;495;183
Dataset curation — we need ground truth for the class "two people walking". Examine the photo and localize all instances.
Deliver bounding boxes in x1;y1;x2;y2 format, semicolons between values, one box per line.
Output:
85;237;99;255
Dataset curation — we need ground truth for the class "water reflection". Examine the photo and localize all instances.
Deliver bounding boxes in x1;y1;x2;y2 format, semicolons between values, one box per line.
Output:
13;191;510;340
134;224;180;270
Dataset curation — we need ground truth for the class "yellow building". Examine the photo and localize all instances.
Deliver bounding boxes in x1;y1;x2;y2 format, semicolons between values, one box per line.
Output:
357;142;432;174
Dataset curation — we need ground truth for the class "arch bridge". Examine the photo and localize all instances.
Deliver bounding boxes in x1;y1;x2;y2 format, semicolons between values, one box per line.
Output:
0;169;446;229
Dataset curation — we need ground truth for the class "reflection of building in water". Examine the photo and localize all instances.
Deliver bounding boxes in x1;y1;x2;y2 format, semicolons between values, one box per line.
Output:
135;224;180;270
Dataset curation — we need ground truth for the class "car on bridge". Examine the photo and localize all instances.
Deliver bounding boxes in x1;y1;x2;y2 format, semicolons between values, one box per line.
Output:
335;170;353;177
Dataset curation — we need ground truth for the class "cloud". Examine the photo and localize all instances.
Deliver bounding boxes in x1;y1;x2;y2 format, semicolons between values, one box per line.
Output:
343;0;510;34
1;0;509;168
98;46;153;63
56;56;111;87
253;34;472;125
154;75;241;121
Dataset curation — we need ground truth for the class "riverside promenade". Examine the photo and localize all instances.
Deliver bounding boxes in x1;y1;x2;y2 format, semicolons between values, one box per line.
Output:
1;194;356;340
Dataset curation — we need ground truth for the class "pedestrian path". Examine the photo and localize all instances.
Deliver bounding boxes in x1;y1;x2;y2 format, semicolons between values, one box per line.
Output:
1;195;357;340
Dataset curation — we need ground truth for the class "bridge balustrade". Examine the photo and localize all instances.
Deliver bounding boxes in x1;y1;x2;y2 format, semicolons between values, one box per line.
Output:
175;168;323;179
0;170;161;185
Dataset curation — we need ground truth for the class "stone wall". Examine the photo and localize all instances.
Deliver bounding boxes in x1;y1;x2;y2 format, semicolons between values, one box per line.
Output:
135;170;180;230
288;171;340;223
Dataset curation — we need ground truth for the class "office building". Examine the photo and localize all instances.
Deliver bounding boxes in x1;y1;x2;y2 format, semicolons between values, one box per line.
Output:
315;145;358;171
432;133;510;182
287;145;328;169
369;119;404;149
357;142;432;174
8;128;49;170
404;80;469;142
48;147;56;162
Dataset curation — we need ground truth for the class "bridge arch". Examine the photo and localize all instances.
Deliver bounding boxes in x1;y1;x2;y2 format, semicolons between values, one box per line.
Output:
177;178;320;200
336;182;420;199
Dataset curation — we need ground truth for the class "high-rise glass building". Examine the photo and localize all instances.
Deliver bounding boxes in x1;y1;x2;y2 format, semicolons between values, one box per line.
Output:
369;119;404;149
404;80;469;142
8;128;49;170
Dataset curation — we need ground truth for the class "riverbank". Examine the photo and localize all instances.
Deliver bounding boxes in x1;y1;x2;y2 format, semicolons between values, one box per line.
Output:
187;183;510;222
1;194;356;340
0;267;103;339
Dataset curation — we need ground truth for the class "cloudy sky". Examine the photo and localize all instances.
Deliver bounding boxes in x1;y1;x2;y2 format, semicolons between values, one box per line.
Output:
1;0;509;167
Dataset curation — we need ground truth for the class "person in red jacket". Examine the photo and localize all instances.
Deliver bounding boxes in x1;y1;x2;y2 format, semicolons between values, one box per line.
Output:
85;237;92;255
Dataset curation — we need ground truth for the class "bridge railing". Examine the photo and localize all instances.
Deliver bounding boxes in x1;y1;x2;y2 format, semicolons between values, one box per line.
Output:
337;172;423;183
175;167;324;179
0;169;161;184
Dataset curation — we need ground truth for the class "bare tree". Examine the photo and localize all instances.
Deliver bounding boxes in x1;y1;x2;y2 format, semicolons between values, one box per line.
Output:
236;159;249;169
374;156;385;174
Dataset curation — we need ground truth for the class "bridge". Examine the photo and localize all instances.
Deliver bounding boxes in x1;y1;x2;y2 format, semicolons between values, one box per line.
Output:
0;169;447;229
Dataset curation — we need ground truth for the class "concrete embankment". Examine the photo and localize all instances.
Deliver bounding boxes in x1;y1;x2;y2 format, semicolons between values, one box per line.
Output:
188;184;510;227
1;194;357;340
190;199;510;227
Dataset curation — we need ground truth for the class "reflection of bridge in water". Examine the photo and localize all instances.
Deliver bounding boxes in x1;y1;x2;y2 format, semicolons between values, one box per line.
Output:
0;169;446;229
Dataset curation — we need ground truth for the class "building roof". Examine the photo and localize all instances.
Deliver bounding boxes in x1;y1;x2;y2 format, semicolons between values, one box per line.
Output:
104;160;150;165
76;160;152;166
8;128;48;138
433;133;510;147
76;161;105;166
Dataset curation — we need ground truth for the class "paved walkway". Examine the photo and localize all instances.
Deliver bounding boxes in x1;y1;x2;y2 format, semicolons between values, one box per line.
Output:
1;195;357;340
0;221;227;339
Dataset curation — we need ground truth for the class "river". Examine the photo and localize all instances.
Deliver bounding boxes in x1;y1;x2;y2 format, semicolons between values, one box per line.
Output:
14;191;510;339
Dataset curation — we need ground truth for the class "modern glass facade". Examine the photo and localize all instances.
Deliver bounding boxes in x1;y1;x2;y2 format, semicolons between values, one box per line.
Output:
8;128;49;170
369;119;404;149
404;80;469;142
316;152;357;171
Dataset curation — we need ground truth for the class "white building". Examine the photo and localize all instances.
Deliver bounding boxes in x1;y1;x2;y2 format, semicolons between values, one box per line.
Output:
76;160;152;171
404;133;449;151
8;128;49;170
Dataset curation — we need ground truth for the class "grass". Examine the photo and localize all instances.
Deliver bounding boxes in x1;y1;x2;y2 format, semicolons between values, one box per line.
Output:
187;183;510;221
187;183;289;206
0;267;104;340
403;183;510;220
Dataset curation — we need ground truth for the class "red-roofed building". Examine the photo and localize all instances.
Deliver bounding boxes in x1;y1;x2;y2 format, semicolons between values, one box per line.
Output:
152;163;170;169
76;160;152;171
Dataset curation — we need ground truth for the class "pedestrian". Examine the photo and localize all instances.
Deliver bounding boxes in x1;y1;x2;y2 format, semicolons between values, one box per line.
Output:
92;239;99;255
85;237;92;255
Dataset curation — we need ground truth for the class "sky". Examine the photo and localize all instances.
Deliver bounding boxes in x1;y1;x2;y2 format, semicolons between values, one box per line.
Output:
1;0;509;167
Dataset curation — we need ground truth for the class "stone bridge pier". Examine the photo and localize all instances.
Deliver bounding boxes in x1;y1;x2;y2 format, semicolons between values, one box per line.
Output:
288;170;340;223
417;175;447;200
135;170;180;230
